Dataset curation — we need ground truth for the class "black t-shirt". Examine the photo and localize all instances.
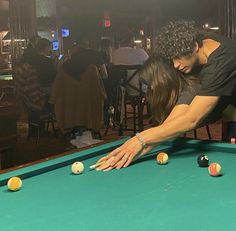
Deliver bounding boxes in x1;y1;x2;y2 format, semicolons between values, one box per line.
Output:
199;33;236;107
176;83;201;105
176;33;236;124
63;48;104;79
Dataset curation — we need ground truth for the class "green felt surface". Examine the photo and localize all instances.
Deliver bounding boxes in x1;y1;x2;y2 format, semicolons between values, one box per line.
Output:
0;138;236;231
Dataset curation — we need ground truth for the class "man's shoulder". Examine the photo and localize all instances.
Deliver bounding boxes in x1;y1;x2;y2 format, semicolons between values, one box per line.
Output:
209;34;236;55
201;36;236;73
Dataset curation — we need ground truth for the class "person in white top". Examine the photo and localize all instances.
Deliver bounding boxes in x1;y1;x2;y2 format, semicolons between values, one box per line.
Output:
112;38;149;96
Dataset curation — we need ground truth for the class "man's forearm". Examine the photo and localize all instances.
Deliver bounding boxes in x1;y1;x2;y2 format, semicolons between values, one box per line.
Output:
141;114;198;146
140;96;219;146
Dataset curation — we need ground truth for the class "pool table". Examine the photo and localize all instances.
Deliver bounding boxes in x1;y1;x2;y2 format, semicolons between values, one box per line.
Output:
0;137;236;231
0;74;13;81
0;73;13;90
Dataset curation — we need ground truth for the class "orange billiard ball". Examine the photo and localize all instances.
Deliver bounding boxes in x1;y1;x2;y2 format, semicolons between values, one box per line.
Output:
156;152;169;165
208;163;221;177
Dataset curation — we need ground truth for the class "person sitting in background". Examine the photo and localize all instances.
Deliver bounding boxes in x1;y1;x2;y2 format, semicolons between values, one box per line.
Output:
21;35;41;63
112;36;149;96
17;38;56;136
16;61;51;137
50;60;107;137
63;38;107;80
28;38;56;95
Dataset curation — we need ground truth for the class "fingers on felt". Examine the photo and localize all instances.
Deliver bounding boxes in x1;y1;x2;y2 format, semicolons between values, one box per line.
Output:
97;156;109;164
96;145;136;171
115;152;133;169
103;167;113;172
123;154;135;168
96;147;121;164
100;147;122;162
110;150;127;166
115;158;127;169
96;156;115;171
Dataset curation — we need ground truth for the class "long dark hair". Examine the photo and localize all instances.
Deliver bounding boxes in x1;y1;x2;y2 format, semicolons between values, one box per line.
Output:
140;56;199;124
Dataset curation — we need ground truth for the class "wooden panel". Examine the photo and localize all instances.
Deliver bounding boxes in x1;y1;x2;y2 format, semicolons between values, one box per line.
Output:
0;105;18;169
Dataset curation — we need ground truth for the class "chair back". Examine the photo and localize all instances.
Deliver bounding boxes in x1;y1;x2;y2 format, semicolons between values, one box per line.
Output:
111;64;143;97
109;65;147;134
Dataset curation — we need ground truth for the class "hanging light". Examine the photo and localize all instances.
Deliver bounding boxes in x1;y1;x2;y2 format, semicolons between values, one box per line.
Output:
134;39;142;44
209;27;220;30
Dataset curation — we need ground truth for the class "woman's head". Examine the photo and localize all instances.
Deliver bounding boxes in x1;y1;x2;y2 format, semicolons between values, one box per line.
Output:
140;56;188;124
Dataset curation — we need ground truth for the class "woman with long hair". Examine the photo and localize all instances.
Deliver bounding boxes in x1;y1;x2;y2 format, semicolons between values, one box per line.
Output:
141;56;200;125
94;55;201;171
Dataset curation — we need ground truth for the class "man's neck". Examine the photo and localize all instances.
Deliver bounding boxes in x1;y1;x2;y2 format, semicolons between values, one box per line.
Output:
197;39;221;64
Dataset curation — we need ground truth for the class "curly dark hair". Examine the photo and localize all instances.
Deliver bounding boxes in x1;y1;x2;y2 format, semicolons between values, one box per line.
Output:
155;20;204;61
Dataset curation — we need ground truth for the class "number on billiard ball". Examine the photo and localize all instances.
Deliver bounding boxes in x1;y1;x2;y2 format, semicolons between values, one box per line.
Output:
197;154;209;167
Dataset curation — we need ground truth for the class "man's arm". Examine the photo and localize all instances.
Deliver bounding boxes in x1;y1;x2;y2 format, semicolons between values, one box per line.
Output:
95;96;219;170
139;104;189;155
163;104;189;124
141;96;219;145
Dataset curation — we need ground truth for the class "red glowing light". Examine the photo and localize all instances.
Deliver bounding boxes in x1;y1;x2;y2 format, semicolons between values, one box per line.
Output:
104;19;111;28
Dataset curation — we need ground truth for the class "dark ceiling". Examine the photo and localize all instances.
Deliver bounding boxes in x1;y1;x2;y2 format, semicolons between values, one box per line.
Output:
1;0;219;43
58;0;218;24
56;0;219;41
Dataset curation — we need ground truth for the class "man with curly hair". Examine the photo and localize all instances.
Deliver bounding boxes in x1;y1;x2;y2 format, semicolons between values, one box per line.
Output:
155;20;236;141
93;20;236;172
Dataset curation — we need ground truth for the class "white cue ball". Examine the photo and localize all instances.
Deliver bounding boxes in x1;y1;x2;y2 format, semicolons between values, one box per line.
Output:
71;162;84;175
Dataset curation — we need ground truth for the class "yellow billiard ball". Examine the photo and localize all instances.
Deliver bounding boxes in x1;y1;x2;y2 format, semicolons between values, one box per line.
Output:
7;177;22;191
